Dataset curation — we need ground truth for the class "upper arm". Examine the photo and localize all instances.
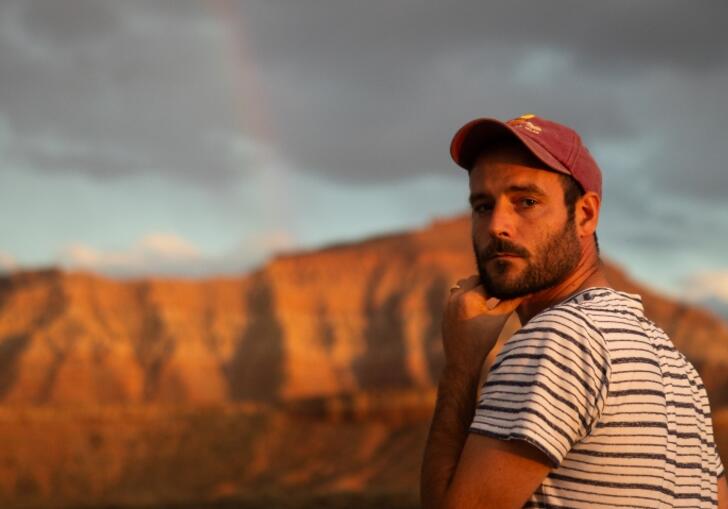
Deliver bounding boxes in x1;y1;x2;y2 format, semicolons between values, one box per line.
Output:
469;307;610;466
442;432;552;509
719;474;728;509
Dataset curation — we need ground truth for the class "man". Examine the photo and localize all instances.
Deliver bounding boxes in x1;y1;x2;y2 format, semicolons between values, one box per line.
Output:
420;114;727;508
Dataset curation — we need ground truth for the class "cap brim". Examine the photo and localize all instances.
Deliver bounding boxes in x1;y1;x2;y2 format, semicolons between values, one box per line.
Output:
449;117;570;176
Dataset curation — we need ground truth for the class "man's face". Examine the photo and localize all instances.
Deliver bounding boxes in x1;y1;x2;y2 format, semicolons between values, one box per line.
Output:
469;146;582;300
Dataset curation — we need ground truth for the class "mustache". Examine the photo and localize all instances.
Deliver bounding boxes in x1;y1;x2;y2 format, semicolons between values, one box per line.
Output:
482;237;530;259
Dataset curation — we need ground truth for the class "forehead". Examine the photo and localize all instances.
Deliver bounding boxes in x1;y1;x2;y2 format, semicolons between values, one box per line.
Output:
469;145;564;195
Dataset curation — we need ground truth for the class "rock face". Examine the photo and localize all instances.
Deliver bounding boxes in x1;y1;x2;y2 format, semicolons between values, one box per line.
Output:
0;213;727;507
1;214;727;409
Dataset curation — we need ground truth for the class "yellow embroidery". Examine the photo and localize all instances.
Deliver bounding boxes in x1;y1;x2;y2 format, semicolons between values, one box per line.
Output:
507;114;542;135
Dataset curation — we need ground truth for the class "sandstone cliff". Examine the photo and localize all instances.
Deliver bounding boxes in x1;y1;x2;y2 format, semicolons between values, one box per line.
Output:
1;214;726;408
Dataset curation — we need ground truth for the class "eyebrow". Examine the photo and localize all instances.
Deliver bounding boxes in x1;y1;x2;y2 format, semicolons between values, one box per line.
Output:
468;184;547;206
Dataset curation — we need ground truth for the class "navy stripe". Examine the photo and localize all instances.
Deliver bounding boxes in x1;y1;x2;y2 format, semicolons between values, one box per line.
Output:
611;356;660;367
480;379;590;429
548;472;716;503
472;414;565;451
602;327;650;338
537;485;665;507
563;457;708;480
608;388;664;398
490;353;598;396
484;366;590;402
560;460;704;482
469;426;560;467
484;362;593;402
496;339;606;385
479;396;584;433
550;306;603;337
512;322;608;371
569;448;716;477
585;305;655;326
477;403;577;445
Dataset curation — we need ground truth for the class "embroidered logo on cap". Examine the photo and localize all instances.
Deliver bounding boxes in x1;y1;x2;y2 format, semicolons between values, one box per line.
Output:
507;113;542;135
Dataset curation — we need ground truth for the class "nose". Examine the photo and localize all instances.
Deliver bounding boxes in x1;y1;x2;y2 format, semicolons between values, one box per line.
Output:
487;200;514;239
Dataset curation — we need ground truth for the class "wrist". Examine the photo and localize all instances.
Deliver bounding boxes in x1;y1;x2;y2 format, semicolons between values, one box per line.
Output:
440;360;485;386
441;337;496;382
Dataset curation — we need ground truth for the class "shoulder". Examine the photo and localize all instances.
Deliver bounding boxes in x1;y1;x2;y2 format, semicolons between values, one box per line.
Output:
511;301;607;355
491;301;612;389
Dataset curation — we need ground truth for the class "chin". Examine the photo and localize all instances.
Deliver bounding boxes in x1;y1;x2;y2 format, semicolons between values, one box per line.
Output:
487;263;523;281
482;276;521;298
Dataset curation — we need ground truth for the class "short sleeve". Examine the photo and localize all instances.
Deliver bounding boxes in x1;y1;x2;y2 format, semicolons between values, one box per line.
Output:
469;305;611;467
714;443;726;479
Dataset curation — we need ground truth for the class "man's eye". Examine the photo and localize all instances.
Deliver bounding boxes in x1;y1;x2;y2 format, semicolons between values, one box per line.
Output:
520;198;537;207
473;204;492;214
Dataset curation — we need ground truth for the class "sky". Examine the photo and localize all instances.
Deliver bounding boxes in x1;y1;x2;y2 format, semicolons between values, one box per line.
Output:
0;0;727;311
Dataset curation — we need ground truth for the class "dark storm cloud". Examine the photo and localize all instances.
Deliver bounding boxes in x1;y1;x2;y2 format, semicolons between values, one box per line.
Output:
235;0;728;193
0;0;725;199
19;0;118;46
241;1;728;72
0;0;251;186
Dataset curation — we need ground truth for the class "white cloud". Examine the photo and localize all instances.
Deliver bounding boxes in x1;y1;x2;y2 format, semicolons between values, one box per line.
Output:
57;230;296;278
0;251;17;272
207;230;298;275
247;230;296;254
137;233;201;260
59;232;202;276
682;271;728;303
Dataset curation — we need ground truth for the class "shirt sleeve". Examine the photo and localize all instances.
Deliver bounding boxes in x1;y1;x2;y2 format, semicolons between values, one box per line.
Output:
469;304;611;468
714;442;725;479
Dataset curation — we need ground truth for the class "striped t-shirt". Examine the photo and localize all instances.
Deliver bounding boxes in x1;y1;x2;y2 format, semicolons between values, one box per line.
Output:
470;286;725;508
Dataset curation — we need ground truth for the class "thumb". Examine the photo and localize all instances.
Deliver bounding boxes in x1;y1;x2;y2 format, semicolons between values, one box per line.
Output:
470;284;524;313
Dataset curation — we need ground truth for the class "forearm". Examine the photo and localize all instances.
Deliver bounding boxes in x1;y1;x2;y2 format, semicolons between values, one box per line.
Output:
422;276;518;509
421;364;483;509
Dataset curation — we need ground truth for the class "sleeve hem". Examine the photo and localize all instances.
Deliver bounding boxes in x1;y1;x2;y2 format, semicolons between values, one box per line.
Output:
469;426;560;469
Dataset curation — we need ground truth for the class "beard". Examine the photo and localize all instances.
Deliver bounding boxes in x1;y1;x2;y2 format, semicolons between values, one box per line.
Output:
473;216;581;300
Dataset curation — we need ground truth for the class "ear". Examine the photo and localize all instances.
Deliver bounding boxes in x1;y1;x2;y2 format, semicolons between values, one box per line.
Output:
575;191;600;238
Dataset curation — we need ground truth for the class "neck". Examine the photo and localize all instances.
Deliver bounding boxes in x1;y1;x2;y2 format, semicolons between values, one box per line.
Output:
516;246;609;324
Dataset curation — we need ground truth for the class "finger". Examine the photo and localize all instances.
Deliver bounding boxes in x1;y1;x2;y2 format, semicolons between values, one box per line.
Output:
455;275;481;291
489;295;525;314
468;283;522;312
450;278;468;293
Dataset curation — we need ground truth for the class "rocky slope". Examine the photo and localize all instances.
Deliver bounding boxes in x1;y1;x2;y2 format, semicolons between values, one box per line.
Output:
1;214;727;408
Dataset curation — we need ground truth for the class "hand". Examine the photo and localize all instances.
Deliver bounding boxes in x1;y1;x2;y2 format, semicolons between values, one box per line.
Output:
442;275;523;375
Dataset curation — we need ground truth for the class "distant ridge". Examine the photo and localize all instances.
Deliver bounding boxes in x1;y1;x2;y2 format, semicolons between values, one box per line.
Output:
0;213;726;408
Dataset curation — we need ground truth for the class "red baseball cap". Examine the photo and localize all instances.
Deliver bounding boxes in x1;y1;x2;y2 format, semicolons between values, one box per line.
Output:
450;113;602;198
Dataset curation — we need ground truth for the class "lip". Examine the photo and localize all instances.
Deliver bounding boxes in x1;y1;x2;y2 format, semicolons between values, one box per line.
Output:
489;253;522;260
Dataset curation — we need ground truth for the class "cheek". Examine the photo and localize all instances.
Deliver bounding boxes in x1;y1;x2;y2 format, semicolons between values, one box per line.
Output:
524;222;556;250
471;215;490;239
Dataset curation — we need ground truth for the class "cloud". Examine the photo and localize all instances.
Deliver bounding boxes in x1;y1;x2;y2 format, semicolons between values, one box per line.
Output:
59;233;202;276
682;271;728;303
0;0;255;187
0;252;17;273
57;230;296;278
2;0;725;190
680;270;728;322
14;0;118;49
229;0;728;198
